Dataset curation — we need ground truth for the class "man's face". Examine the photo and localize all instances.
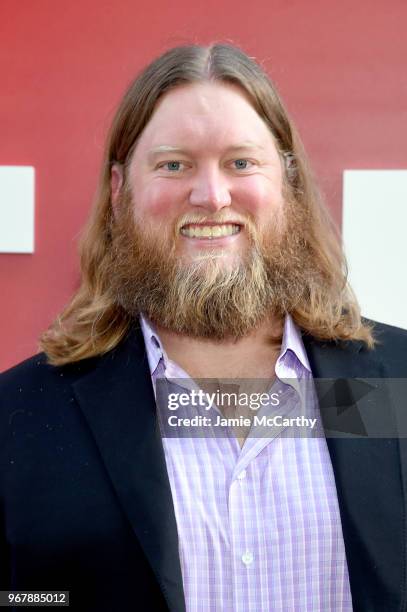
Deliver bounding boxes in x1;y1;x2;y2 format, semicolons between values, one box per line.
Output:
121;81;286;267
109;82;309;339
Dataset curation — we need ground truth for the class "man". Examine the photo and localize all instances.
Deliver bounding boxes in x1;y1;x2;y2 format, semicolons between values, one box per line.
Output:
1;44;406;612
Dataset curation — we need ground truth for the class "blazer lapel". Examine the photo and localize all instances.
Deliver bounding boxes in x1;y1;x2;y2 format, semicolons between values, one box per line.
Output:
72;325;185;612
303;335;405;611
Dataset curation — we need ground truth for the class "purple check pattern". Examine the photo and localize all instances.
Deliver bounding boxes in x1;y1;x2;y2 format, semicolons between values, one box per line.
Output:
140;314;353;611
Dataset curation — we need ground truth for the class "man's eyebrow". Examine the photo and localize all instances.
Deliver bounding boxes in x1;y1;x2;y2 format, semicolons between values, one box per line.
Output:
226;142;265;153
147;142;266;161
224;142;267;154
149;145;189;154
147;146;190;162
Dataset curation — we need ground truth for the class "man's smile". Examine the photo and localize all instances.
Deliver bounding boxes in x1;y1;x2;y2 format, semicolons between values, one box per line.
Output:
180;223;242;241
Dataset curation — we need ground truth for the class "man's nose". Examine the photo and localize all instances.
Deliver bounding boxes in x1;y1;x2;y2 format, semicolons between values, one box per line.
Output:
188;167;232;211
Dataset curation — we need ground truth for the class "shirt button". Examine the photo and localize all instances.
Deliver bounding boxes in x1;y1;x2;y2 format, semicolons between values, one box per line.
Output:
241;551;254;565
237;470;246;480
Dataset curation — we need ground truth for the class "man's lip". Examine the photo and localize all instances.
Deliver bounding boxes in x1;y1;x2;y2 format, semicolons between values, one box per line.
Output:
181;222;243;229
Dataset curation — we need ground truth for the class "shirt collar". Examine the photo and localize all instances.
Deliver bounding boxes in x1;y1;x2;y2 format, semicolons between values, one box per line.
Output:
279;313;311;373
139;313;169;377
139;312;311;378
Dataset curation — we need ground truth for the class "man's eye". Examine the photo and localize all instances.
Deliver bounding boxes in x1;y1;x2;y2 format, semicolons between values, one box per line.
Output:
232;159;252;170
161;161;184;172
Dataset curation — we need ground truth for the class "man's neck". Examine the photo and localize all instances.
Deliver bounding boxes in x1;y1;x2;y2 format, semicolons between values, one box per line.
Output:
153;315;284;380
151;315;285;449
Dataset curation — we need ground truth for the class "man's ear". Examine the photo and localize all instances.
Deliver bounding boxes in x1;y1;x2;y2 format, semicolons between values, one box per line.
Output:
110;164;124;218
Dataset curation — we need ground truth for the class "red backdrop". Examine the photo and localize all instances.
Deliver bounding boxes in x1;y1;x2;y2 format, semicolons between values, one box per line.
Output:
1;0;406;372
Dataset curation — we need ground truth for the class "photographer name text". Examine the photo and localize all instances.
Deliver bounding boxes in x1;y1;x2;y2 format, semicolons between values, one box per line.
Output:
167;414;317;429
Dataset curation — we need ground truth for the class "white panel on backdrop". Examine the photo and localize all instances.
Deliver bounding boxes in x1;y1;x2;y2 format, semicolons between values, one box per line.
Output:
0;166;35;253
343;170;407;330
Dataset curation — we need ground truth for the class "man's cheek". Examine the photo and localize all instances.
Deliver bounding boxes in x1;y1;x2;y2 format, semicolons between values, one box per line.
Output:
137;181;183;217
240;177;282;211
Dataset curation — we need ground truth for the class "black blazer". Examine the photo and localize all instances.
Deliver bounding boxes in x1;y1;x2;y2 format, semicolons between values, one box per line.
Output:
1;320;407;612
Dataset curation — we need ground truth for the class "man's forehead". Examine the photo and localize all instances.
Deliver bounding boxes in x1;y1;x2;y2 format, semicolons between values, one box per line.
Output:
129;81;281;162
140;83;272;134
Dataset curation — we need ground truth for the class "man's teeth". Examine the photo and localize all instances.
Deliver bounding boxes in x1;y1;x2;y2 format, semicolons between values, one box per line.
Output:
180;224;241;239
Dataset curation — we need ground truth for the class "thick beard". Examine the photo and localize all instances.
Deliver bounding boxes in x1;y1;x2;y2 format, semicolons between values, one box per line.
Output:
108;194;312;341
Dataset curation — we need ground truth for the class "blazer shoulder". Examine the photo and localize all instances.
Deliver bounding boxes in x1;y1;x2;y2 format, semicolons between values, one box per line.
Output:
367;318;407;376
0;351;103;456
0;325;146;402
2;352;69;392
0;351;97;411
0;352;52;394
369;318;407;349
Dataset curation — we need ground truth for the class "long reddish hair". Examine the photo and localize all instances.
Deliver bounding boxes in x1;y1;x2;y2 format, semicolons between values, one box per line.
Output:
40;43;374;365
